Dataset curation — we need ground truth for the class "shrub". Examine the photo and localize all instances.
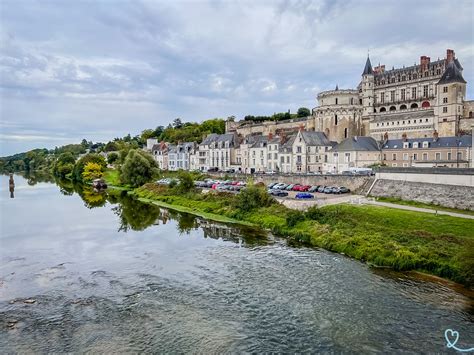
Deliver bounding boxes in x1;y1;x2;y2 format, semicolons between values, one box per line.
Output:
82;162;103;182
305;205;325;221
177;171;194;193
286;210;305;227
236;185;274;212
73;154;106;181
107;152;119;165
120;149;159;187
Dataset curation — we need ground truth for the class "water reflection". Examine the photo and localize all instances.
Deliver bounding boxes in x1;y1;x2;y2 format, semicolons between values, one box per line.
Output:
9;174;14;198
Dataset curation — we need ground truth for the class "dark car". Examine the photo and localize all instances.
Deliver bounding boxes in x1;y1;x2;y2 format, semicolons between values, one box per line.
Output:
268;182;278;189
270;190;289;197
339;186;350;194
225;168;235;173
295;192;314;199
317;186;326;193
207;167;218;172
331;187;341;194
308;185;319;192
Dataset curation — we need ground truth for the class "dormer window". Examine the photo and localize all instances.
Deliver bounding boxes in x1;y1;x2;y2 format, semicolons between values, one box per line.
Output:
403;142;409;149
422;141;429;148
413;142;419;148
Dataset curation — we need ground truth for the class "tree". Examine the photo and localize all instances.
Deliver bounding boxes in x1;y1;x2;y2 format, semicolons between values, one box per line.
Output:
297;107;311;117
120;149;159;187
235;185;274;212
53;152;76;178
104;141;119;152
73;154;106;181
107;152;119;165
82;162;103;182
177;170;194;193
173;118;183;129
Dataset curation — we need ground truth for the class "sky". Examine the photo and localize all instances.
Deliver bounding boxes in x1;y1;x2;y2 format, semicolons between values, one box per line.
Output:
1;0;473;156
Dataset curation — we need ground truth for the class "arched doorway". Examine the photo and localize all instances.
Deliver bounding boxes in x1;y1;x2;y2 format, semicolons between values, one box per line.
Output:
400;104;407;110
380;107;386;112
410;103;418;109
389;106;396;111
422;101;430;108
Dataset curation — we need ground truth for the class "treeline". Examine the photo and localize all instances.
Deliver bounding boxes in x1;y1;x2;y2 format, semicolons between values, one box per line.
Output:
244;107;311;123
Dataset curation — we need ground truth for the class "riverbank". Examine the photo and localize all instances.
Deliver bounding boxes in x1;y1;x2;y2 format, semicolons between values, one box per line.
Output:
102;173;474;287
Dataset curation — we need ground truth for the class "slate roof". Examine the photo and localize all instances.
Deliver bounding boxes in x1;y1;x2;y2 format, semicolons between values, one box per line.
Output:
362;56;373;75
332;136;380;152
382;136;472;149
300;131;331;146
201;133;238;146
279;134;296;153
437;60;467;85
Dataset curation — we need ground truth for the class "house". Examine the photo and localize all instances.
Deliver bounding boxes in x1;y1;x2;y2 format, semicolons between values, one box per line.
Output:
381;132;472;168
291;130;333;173
151;142;169;170
326;136;381;173
197;133;240;171
168;142;196;171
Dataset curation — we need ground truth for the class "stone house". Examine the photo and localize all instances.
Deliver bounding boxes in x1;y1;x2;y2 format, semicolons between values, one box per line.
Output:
291;130;333;173
326;136;381;173
196;133;239;171
151;142;169;170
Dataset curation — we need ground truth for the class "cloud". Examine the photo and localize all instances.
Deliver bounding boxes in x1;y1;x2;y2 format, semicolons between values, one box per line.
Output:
0;0;473;155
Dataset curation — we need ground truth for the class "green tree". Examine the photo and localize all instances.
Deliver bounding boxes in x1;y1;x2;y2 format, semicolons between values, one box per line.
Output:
82;162;103;182
120;149;159;187
297;107;311;117
107;152;119;165
176;170;194;193
53;152;76;178
235;185;274;212
73;154;106;181
104;141;119;152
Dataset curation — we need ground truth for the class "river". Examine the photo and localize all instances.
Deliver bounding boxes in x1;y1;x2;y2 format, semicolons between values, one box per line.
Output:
1;174;472;353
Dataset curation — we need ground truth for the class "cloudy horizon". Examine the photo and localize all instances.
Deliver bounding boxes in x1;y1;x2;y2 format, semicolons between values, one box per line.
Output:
1;0;473;156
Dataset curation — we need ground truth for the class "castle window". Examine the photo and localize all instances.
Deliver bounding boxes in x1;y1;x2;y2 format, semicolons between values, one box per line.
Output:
422;142;429;148
381;80;385;85
424;71;428;77
443;97;448;104
344;128;348;138
380;107;386;112
413;142;419;148
412;87;417;99
422;153;428;160
410;103;418;109
377;123;379;127
390;91;395;102
359;99;362;104
447;152;451;160
423;85;428;97
335;98;338;105
422;101;430;108
400;104;407;110
470;111;473;118
350;98;354;105
391;78;395;83
443;107;448;113
392;153;397;160
435;152;441;160
335;115;338;125
381;93;385;103
443;86;448;93
401;89;406;100
413;74;417;79
389;106;396;111
402;75;406;81
436;69;441;75
413;153;417;160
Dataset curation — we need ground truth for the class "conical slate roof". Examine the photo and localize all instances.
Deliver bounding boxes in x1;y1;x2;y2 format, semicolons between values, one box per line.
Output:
362;56;373;75
437;60;466;85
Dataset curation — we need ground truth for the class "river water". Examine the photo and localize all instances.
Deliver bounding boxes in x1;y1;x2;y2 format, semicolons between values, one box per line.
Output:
0;174;472;353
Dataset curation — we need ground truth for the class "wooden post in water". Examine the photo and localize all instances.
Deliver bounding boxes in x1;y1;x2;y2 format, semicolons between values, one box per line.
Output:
9;173;15;199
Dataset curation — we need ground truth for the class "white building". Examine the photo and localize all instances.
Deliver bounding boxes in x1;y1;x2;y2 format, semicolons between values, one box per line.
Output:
326;136;381;173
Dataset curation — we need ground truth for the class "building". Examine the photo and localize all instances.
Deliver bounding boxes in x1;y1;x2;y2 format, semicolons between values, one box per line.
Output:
326;136;381;173
290;129;334;173
196;133;240;171
381;133;472;168
167;142;196;171
151;142;169;170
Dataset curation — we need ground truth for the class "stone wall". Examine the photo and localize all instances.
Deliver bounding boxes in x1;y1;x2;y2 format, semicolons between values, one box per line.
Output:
370;179;474;210
209;173;372;193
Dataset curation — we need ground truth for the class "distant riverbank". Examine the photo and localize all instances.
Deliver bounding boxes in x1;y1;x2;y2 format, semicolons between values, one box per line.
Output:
103;171;474;288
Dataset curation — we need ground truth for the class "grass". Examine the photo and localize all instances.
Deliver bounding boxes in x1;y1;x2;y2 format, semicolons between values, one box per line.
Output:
106;175;474;287
102;169;121;186
373;196;474;216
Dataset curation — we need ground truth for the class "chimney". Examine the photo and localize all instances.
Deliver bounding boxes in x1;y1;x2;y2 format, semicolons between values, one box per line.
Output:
420;56;430;71
383;132;389;142
446;49;455;63
280;130;286;144
299;124;305;132
402;133;407;142
433;130;439;142
268;132;273;140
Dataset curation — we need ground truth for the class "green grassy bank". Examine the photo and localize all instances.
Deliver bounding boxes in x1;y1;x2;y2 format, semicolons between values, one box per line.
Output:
103;172;474;287
374;196;474;216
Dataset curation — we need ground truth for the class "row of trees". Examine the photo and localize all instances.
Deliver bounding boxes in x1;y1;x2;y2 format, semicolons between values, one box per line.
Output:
243;107;311;123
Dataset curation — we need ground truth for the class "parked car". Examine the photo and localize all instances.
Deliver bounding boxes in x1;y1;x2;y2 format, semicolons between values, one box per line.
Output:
317;186;326;193
295;192;314;199
269;189;289;197
331;187;341;194
285;184;295;191
207;167;219;172
308;185;319;192
323;187;333;194
292;184;303;191
268;182;278;189
225;168;235;173
339;186;350;194
266;170;277;175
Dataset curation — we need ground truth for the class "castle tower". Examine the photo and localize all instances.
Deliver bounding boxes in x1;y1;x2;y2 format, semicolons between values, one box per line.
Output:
435;50;467;136
360;56;374;135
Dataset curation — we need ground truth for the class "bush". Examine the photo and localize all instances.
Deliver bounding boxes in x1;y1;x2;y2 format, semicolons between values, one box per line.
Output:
73;154;106;181
53;152;76;178
286;210;305;227
236;185;274;212
107;152;119;165
177;171;194;192
305;205;325;221
82;162;103;182
120;150;159;187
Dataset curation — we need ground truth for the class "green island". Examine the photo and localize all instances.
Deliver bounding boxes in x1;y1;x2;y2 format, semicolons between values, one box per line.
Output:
102;168;474;288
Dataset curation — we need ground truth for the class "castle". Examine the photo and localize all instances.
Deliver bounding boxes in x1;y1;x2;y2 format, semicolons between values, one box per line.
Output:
226;49;474;143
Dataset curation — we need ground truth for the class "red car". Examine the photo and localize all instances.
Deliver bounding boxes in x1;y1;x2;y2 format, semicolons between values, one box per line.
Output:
300;185;311;192
292;184;302;191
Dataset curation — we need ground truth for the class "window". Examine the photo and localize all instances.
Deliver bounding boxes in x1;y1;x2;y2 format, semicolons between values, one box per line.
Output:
335;115;338;125
412;87;416;99
344;153;350;163
423;85;428;97
403;153;408;160
390;91;395;102
350;98;354;105
422;153;428;160
392;153;397;161
401;89;405;101
443;97;448;104
422;141;429;148
435;152;441;160
274;153;277;159
443;86;448;93
344;128;348;139
381;93;385;103
335;98;338;104
286;156;290;163
436;69;441;75
297;146;302;153
391;77;395;83
443;107;448;113
457;152;463;160
296;156;302;163
403;142;409;149
413;153;417;160
447;152;451;160
280;156;284;163
413;142;419;148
